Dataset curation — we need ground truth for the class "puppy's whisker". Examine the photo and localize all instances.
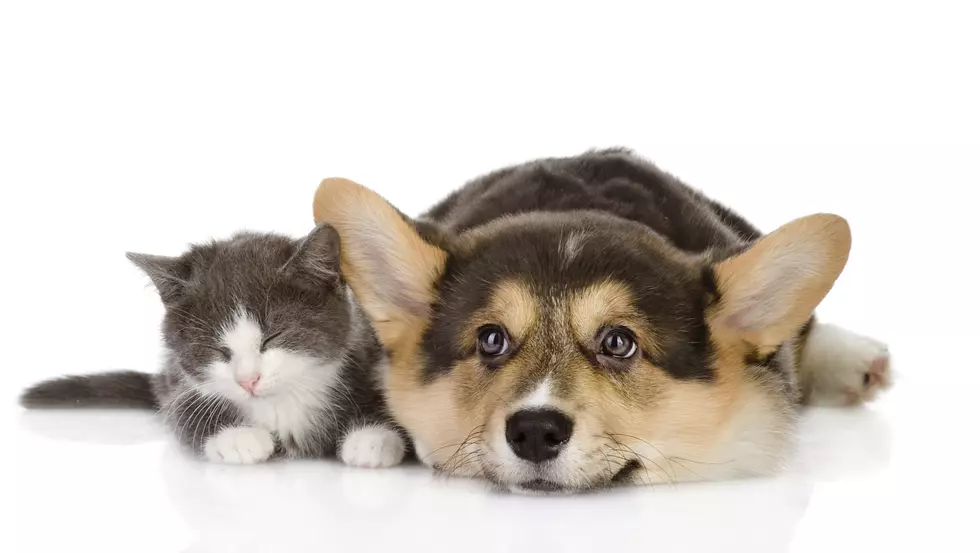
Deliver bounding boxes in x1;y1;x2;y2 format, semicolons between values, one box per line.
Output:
603;433;676;487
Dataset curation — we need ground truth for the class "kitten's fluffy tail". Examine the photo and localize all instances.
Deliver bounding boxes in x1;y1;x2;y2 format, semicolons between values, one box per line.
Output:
20;371;158;410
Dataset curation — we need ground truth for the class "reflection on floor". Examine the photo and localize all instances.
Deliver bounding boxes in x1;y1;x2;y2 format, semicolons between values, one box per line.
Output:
15;405;892;553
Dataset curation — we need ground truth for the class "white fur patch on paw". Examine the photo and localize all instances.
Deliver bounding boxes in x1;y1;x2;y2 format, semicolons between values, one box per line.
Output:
801;323;893;406
204;426;276;464
340;425;406;468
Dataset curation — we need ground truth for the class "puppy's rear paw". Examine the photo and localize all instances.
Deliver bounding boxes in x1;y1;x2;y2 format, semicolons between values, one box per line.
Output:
801;323;893;406
204;426;276;464
340;425;406;468
864;355;891;390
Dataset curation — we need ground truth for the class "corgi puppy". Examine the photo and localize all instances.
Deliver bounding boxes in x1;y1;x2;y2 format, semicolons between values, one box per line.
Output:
312;149;891;493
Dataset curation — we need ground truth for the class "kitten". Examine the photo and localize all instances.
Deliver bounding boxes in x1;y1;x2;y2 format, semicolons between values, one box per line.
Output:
20;224;406;467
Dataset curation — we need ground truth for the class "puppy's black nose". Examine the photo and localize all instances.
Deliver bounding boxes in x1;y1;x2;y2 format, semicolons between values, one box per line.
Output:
505;409;574;463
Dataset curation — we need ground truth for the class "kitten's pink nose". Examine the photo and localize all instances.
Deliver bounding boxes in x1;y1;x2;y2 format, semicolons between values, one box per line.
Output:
237;377;260;394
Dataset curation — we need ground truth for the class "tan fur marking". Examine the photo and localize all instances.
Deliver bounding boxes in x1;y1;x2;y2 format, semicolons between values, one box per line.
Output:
569;280;661;357
460;280;539;351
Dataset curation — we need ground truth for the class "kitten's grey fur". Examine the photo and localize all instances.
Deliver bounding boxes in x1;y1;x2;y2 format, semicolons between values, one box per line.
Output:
21;225;406;466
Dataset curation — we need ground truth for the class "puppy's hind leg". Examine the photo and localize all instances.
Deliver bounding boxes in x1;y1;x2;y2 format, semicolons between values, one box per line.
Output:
797;322;893;407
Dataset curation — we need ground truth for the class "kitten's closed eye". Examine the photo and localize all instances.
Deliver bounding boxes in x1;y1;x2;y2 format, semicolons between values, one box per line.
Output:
260;332;283;352
206;345;232;362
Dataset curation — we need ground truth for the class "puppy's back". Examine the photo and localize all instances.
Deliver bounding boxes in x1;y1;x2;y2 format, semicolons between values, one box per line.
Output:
423;148;761;254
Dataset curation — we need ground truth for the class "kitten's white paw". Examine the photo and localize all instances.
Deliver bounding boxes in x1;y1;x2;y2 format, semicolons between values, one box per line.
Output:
801;323;893;406
340;425;405;468
204;426;276;464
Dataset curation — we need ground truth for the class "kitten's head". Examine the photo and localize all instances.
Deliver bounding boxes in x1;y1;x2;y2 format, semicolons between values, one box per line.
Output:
128;225;356;404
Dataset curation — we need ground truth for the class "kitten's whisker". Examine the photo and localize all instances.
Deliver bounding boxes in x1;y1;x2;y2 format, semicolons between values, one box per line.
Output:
201;396;228;448
158;381;210;417
170;392;209;449
188;395;220;451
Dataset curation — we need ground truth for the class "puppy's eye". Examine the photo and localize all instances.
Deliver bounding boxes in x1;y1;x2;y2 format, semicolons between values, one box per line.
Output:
260;332;282;352
600;329;637;359
477;325;510;357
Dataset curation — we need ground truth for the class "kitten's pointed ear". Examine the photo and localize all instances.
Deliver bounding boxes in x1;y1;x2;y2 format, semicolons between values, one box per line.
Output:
283;224;341;287
126;252;190;303
709;214;851;348
313;177;447;347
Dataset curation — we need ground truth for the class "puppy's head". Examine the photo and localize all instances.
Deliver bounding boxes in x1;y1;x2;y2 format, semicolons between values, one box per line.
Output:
314;178;850;493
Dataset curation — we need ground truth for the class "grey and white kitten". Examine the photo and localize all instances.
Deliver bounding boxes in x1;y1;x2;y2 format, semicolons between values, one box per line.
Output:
20;224;406;467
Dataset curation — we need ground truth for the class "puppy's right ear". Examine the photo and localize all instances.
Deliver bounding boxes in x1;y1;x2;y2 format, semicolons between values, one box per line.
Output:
313;178;447;348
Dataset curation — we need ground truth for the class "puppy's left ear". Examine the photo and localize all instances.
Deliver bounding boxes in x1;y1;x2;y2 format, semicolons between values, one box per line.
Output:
312;178;447;349
282;223;341;287
709;213;851;349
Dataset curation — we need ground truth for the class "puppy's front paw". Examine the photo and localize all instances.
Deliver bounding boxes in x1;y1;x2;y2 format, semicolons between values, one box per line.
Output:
204;426;276;464
801;323;893;406
340;425;406;468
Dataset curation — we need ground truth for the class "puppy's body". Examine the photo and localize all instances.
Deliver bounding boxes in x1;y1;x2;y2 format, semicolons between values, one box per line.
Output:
424;148;762;250
315;149;892;493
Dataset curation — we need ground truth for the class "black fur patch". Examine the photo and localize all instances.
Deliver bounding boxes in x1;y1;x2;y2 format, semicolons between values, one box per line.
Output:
744;349;778;368
612;459;642;483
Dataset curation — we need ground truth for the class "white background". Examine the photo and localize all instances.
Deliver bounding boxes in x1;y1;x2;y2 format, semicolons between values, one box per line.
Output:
1;1;978;552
